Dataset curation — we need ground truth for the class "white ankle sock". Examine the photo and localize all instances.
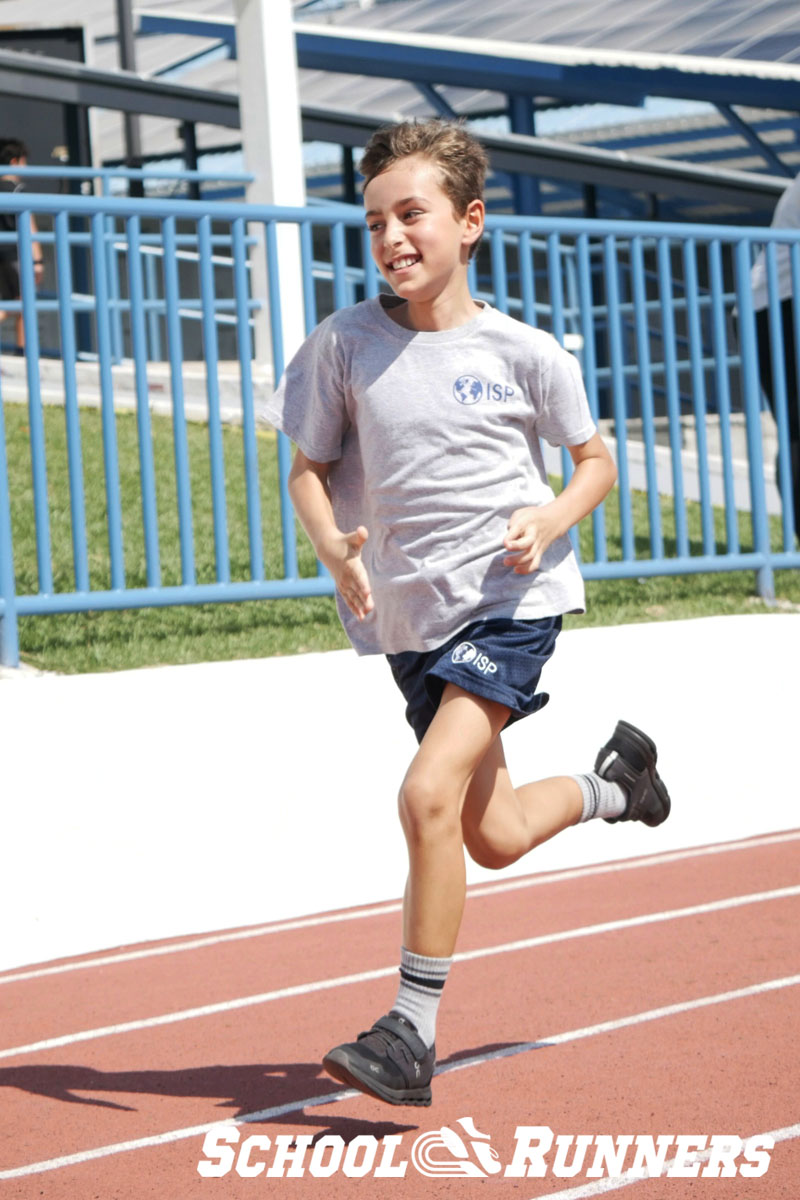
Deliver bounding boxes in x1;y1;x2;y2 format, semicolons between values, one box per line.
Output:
392;947;451;1048
573;772;627;822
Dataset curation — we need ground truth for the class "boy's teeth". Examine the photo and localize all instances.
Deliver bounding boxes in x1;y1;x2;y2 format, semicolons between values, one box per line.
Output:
392;256;418;269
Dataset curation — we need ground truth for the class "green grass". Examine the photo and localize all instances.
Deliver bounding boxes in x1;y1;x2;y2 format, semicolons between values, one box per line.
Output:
3;401;798;674
4;403;351;673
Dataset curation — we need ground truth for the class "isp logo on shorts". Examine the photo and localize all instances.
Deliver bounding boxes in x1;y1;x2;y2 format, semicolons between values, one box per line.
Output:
451;642;498;675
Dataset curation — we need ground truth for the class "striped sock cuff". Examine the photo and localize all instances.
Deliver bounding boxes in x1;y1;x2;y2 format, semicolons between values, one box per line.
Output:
573;772;627;822
400;947;452;989
394;948;452;1048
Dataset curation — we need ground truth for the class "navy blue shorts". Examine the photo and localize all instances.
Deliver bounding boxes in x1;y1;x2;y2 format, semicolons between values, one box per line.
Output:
386;615;562;744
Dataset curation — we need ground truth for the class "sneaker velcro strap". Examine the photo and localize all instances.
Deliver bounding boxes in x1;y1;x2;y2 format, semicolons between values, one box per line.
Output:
371;1013;429;1060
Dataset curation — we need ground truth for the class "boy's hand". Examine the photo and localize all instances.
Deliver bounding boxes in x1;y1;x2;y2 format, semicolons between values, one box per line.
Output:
327;525;374;620
503;505;559;574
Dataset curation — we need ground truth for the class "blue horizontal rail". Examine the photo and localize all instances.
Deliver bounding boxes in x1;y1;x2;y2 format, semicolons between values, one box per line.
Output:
0;190;798;667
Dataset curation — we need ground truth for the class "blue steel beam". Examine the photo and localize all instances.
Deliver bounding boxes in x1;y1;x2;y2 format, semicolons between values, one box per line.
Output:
137;12;800;112
716;104;794;177
294;25;800;111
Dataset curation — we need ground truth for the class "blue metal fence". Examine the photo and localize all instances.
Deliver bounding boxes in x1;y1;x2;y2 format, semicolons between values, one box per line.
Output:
1;188;799;667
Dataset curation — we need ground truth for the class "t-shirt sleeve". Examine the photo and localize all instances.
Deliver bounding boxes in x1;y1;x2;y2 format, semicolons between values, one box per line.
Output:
534;343;596;448
261;316;348;463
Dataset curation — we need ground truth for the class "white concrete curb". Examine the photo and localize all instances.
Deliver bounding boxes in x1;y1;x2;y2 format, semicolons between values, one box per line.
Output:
2;613;797;973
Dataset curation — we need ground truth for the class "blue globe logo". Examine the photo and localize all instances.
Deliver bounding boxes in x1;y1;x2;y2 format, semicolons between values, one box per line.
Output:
453;375;483;405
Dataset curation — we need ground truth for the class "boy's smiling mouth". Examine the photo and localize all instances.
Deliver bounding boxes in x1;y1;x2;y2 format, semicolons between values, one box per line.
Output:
389;255;421;271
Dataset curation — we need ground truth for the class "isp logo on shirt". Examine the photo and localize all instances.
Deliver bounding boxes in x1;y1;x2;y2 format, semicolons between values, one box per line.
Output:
453;375;516;405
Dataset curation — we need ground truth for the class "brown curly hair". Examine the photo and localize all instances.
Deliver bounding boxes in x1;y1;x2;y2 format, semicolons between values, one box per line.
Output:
360;120;488;258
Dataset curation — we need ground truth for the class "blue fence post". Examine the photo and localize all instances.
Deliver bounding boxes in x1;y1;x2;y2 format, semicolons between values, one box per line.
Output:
492;228;509;314
144;248;162;362
0;372;20;667
604;234;635;563
546;233;577;513
682;237;715;554
126;213;162;587
331;222;349;312
265;217;299;582
232;216;265;581
657;235;690;559
708;238;740;554
630;234;664;560
735;238;774;600
301;221;319;329
576;231;607;564
518;231;537;328
54;209;90;593
197;213;230;584
102;175;125;365
91;211;126;589
17;212;53;596
161;215;196;586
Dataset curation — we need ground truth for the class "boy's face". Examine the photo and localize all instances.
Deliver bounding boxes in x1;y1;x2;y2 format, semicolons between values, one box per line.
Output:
363;154;483;304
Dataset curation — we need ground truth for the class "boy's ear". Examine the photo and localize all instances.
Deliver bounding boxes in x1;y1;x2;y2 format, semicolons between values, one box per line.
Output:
463;198;485;248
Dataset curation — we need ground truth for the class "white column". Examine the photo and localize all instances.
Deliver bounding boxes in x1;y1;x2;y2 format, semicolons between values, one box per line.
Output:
233;0;306;369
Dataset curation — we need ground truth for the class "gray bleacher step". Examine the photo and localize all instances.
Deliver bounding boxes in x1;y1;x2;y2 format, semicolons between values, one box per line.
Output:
0;353;275;425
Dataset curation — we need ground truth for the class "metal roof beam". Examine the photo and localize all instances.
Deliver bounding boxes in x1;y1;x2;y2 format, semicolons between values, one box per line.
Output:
299;105;787;209
0;47;239;127
293;23;800;111
716;104;794;177
137;13;800;111
138;12;237;47
294;28;641;106
414;82;459;120
150;41;234;84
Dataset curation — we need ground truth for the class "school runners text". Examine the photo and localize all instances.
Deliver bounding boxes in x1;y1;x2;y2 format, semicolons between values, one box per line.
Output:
198;1118;773;1180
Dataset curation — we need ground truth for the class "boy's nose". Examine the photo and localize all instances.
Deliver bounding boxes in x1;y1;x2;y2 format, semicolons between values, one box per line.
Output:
383;217;404;246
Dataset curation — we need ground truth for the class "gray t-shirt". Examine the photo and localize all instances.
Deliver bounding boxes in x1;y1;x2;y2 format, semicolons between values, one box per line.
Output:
264;297;596;655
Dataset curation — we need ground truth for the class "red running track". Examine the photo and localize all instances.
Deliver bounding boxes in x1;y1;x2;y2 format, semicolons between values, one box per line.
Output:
1;830;799;1199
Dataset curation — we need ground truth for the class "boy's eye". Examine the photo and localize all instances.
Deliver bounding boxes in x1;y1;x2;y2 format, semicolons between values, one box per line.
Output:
404;209;423;220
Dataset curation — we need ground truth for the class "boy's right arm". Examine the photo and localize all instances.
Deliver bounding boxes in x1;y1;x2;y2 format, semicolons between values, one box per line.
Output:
288;449;374;621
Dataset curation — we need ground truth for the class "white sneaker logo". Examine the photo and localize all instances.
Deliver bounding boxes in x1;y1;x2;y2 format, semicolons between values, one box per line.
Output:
412;1117;503;1177
451;642;498;675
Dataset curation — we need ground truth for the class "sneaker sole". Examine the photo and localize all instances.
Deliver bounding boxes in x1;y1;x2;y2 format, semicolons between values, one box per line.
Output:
322;1047;432;1107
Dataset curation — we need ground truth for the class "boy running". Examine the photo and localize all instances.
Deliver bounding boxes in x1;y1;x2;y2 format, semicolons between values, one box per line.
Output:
264;119;670;1107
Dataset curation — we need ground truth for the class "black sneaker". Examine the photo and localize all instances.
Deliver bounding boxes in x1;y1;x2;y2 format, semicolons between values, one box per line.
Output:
322;1012;434;1106
595;719;671;827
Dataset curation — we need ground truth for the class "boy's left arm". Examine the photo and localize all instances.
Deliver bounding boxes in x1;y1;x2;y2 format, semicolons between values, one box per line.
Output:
503;431;617;574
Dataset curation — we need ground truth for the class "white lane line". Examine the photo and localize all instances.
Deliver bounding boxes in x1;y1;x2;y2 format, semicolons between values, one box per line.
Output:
540;1121;800;1199
2;884;799;1062
1;973;798;1182
2;829;798;987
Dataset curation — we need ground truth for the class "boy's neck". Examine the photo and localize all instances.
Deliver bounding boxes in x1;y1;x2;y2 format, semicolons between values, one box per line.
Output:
385;292;482;333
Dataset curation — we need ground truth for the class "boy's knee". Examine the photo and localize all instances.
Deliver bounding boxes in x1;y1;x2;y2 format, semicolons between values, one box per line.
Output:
398;771;459;843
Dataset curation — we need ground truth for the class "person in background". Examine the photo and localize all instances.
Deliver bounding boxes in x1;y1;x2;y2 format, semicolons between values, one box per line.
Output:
0;138;44;354
750;172;800;541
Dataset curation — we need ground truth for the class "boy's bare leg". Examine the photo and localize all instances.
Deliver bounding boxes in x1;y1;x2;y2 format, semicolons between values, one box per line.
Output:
461;737;584;871
323;685;669;1104
398;684;509;957
398;682;583;957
